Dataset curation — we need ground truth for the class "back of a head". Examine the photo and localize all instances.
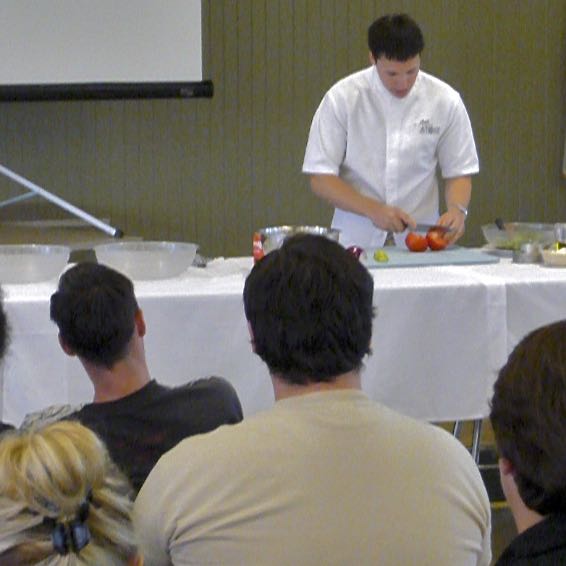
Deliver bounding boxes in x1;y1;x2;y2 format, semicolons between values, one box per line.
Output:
490;320;566;515
243;234;374;385
0;288;9;362
0;420;137;565
368;13;424;61
0;290;13;433
50;263;139;369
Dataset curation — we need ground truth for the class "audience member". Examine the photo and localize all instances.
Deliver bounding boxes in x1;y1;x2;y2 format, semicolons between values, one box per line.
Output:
490;320;566;565
38;262;243;493
0;288;8;361
0;420;140;565
135;234;491;565
0;289;14;434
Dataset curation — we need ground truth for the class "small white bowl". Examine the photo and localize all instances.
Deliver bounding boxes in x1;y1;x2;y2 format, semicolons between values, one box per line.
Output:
0;244;70;284
542;248;566;268
94;241;198;280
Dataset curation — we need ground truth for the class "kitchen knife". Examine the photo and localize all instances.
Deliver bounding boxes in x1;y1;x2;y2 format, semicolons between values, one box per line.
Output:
413;223;454;233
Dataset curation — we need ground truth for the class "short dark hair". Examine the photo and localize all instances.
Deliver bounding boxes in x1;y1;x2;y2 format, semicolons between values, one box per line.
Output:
50;262;139;369
243;234;374;385
368;13;424;61
490;320;566;515
0;291;13;432
0;290;9;361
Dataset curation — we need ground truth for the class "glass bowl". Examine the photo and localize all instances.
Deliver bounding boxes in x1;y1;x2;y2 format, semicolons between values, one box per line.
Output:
481;223;556;251
0;245;70;284
94;241;198;280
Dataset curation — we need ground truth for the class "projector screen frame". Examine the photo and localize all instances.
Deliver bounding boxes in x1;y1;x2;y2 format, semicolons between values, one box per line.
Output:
0;80;213;102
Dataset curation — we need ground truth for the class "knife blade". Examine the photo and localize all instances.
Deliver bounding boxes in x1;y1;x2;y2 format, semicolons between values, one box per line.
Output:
413;223;454;233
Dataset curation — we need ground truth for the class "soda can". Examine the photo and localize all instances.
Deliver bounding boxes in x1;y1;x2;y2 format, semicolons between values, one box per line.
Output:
252;231;265;263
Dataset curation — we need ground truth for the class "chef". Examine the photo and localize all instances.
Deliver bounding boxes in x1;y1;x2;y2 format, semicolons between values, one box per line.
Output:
302;13;478;249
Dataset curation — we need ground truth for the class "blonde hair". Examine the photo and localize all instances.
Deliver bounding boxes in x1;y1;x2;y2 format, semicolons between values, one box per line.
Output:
0;421;138;565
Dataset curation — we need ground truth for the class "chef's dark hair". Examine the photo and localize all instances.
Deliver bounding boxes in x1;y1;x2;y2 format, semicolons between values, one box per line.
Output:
243;234;374;385
490;319;566;515
50;262;139;369
368;13;424;61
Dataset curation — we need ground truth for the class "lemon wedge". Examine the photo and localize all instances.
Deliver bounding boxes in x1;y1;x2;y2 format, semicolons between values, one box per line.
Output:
373;249;389;263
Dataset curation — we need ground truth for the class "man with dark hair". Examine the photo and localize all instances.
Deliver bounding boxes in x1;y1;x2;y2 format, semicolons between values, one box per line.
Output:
303;13;477;248
0;290;9;362
51;261;141;369
490;320;566;564
43;262;243;492
135;234;491;565
0;291;14;434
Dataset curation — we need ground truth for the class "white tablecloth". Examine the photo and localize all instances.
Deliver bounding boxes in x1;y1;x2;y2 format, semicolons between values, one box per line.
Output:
1;256;565;426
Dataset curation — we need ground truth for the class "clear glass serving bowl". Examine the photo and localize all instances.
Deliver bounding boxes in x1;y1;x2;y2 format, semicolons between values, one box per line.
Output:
94;241;198;280
0;244;70;284
481;223;556;251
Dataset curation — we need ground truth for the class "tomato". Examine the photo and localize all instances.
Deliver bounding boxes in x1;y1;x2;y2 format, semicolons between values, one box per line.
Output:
346;245;365;260
405;232;428;252
426;229;448;251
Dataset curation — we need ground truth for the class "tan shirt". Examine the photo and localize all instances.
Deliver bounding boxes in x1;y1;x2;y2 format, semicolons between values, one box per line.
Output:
134;390;491;566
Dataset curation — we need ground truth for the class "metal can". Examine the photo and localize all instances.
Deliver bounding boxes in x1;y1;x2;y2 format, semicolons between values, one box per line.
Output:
252;231;265;263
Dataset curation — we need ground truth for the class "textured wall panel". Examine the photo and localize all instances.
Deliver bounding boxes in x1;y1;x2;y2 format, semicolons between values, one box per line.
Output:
0;0;564;257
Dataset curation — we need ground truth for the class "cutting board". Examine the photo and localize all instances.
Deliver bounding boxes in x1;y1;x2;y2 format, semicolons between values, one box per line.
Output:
363;246;500;269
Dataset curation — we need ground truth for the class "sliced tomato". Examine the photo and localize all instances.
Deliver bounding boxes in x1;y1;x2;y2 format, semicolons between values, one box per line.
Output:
405;232;428;252
426;229;448;251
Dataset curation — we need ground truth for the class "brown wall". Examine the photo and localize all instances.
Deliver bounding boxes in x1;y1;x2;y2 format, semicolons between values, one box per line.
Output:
0;0;564;257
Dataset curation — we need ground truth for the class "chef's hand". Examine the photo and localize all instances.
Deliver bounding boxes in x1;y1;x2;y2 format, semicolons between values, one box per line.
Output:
437;208;466;244
310;175;415;233
367;201;416;233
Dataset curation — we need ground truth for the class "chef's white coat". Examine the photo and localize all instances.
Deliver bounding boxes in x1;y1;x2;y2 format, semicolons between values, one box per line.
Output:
303;66;479;248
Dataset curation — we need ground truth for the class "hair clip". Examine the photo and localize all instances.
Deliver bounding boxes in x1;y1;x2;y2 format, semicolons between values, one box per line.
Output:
44;490;93;555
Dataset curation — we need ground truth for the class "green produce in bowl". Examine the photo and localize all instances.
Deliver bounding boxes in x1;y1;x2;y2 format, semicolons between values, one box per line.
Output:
495;233;547;251
482;223;555;251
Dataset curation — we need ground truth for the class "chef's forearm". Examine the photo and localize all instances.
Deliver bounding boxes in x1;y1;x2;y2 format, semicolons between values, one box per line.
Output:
444;176;472;215
310;174;383;219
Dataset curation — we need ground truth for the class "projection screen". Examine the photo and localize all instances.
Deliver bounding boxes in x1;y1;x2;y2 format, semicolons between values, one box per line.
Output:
0;0;211;100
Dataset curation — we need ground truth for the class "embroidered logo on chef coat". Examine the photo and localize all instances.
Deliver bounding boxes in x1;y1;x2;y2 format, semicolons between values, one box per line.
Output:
418;119;440;134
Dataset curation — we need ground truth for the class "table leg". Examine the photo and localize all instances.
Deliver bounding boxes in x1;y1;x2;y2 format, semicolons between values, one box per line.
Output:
451;419;483;465
471;419;483;464
452;420;463;438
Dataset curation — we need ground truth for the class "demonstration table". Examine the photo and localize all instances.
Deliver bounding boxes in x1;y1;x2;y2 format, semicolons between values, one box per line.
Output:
1;256;565;429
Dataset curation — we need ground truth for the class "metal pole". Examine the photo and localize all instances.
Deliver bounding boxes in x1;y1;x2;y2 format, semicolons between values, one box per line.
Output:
0;163;123;238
